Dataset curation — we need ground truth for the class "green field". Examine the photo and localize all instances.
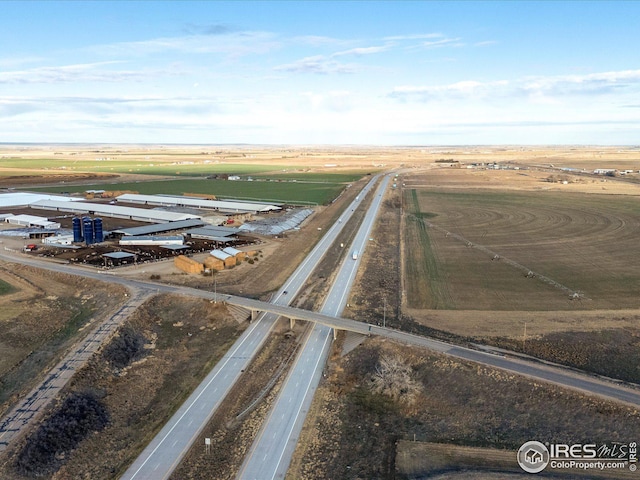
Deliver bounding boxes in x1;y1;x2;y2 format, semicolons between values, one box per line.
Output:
27;178;350;205
0;279;14;296
405;190;453;309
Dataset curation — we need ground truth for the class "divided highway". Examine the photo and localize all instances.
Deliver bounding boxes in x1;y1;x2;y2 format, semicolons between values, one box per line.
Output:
119;176;381;480
238;175;391;480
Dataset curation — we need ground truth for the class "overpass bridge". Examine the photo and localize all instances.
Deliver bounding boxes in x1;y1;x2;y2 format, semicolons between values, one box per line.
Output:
189;289;640;408
195;291;373;337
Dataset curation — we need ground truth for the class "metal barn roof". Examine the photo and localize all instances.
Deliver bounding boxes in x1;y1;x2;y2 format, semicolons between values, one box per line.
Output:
102;251;136;259
160;244;189;251
185;225;239;239
239;208;313;235
119;235;184;245
30;200;201;223
116;193;282;213
210;249;232;261
0;192;82;208
6;214;61;229
113;219;207;236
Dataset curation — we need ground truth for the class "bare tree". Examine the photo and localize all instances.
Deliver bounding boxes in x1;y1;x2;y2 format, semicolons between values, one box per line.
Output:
369;355;421;406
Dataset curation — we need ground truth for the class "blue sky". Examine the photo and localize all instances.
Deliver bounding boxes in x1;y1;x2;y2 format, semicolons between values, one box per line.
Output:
1;1;639;145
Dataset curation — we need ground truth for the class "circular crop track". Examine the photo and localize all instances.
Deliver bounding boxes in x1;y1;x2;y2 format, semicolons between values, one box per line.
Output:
407;189;640;309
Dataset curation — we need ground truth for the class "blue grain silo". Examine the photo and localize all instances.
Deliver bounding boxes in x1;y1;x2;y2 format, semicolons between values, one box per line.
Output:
72;217;83;243
83;217;94;245
93;217;103;243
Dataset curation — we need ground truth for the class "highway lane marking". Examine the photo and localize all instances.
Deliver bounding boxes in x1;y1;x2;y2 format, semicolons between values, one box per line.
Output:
124;313;274;479
251;177;389;479
140;181;379;479
266;327;333;480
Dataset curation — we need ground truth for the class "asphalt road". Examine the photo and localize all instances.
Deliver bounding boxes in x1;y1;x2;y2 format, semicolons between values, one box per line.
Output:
3;242;640;421
238;175;391;480
1;173;640;477
119;176;381;480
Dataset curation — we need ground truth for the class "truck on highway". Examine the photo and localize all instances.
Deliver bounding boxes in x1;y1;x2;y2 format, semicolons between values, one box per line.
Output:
352;250;358;260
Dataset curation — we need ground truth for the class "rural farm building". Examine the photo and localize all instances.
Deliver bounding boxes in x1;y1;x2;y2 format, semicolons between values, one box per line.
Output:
0;192;82;208
238;208;313;235
115;193;282;214
185;225;239;242
43;235;74;246
210;249;236;268
223;246;246;261
119;235;184;246
30;199;201;223
112;219;206;237
5;214;61;229
102;251;136;266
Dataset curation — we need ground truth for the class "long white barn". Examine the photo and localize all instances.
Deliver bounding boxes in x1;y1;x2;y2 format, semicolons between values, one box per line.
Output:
116;194;282;214
30;200;201;223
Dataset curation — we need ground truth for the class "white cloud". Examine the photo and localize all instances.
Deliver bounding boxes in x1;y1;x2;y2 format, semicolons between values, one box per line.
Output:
89;31;281;58
520;69;640;97
420;37;464;49
389;80;509;101
274;56;360;75
0;62;180;84
331;45;391;57
389;69;640;102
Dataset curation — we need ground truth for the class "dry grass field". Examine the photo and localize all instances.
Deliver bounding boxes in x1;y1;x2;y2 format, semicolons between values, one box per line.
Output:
2;144;638;186
0;294;245;480
397;160;640;383
3;145;640;478
405;185;640;311
0;263;126;419
287;338;640;480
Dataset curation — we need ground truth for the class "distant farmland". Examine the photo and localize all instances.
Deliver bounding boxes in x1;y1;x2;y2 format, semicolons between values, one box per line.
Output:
0;158;294;176
27;177;357;205
0;157;373;180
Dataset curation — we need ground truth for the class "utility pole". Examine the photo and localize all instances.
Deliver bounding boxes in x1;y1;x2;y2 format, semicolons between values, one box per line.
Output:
383;297;387;328
522;322;527;351
214;275;217;304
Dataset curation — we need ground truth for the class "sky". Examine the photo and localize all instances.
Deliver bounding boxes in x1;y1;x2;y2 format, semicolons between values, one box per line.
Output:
1;0;639;145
